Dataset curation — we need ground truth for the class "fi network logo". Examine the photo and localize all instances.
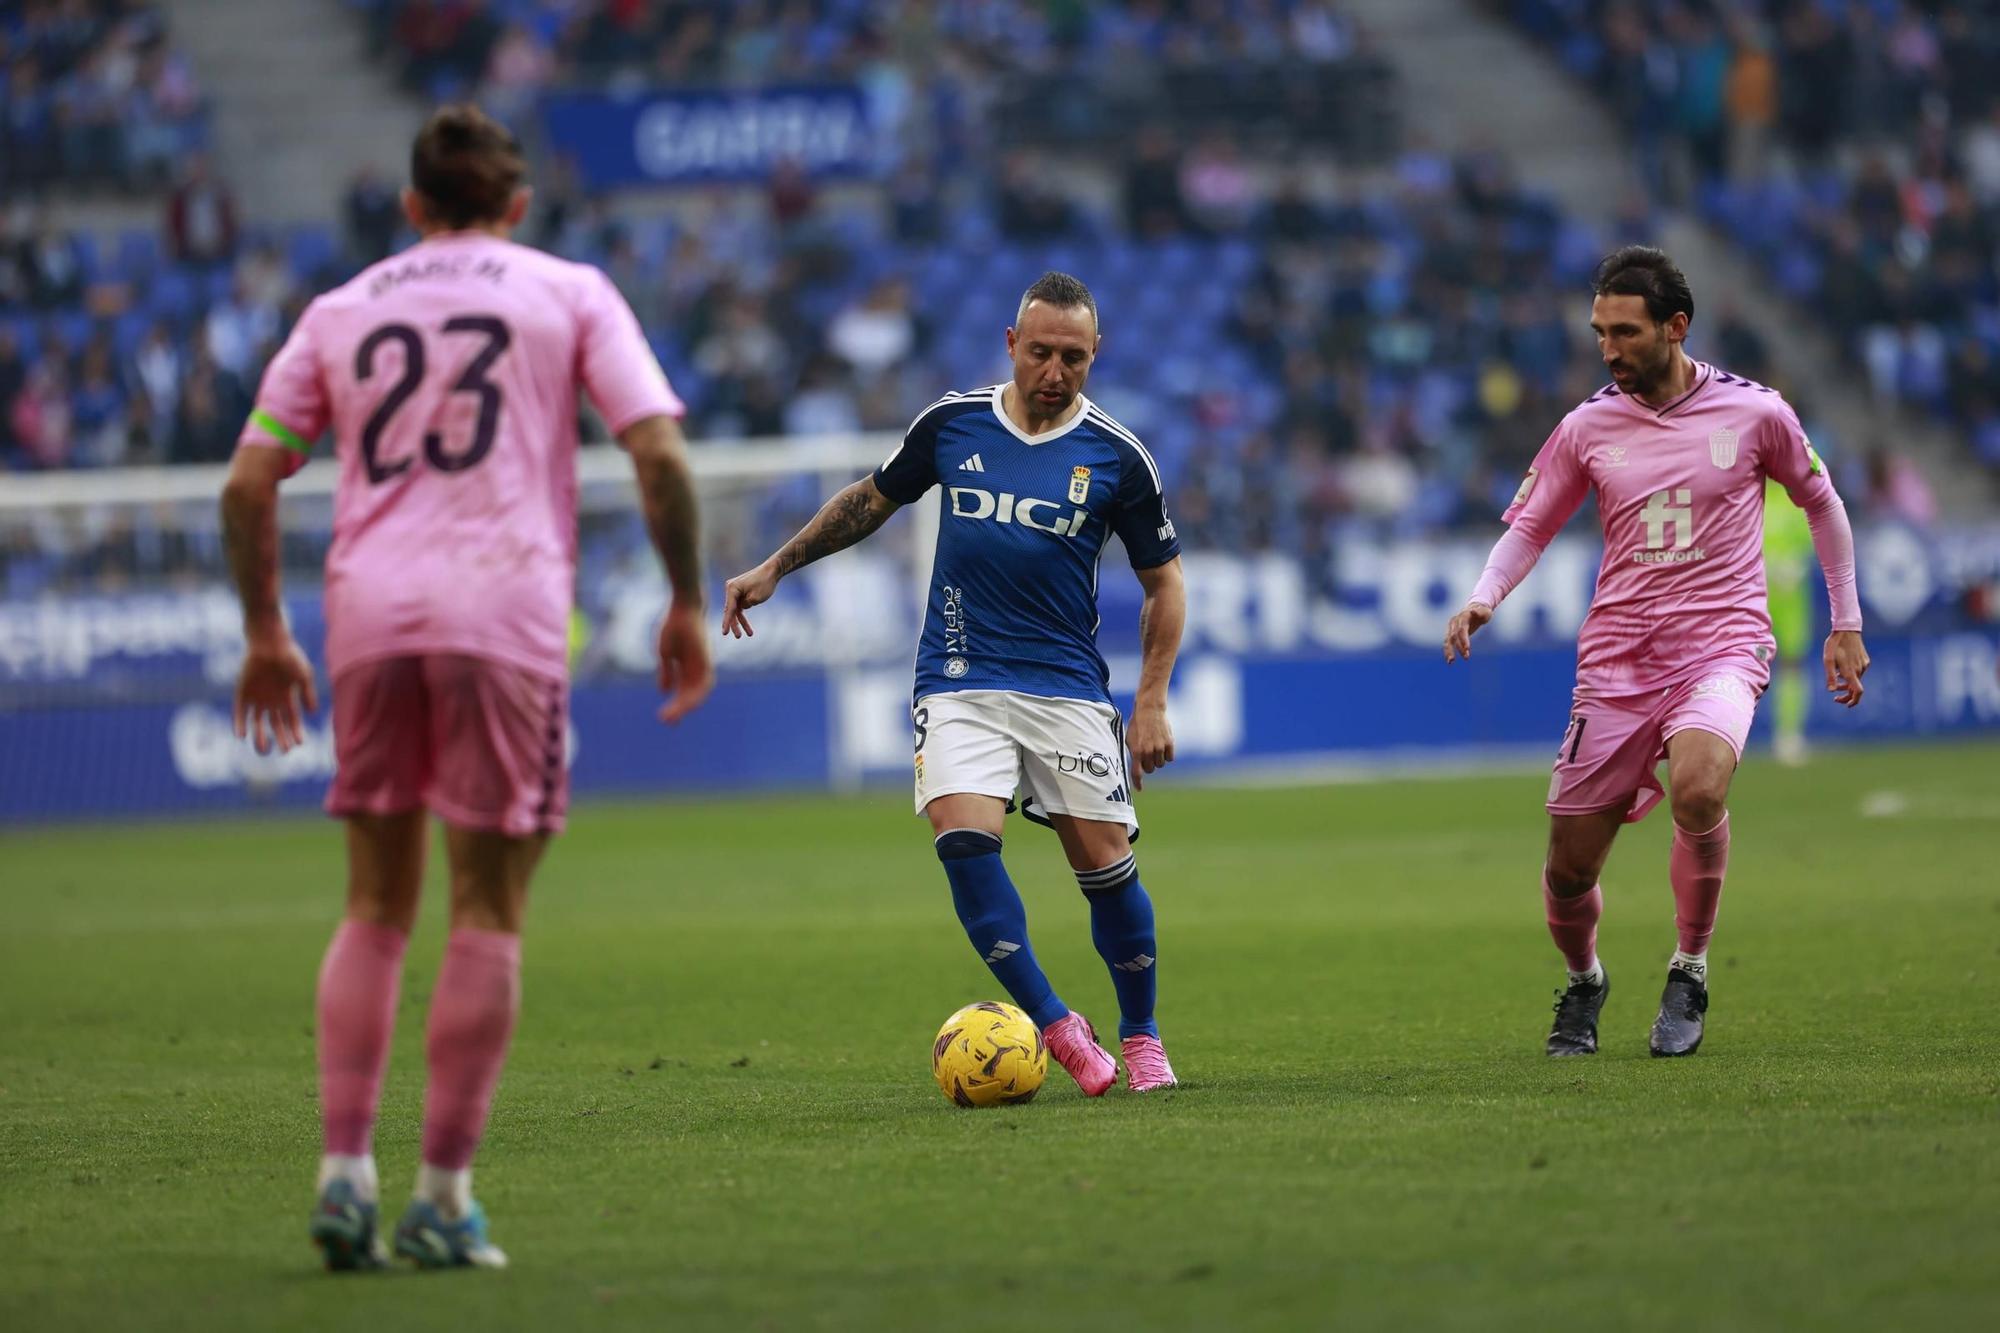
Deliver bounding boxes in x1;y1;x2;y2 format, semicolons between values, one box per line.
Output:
1635;489;1704;564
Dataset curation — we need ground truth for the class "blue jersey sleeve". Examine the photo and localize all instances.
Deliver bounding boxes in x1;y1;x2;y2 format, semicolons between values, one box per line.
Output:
872;407;944;504
1111;447;1180;569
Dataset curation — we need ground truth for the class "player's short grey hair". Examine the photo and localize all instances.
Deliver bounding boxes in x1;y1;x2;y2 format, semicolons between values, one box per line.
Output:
1016;271;1098;331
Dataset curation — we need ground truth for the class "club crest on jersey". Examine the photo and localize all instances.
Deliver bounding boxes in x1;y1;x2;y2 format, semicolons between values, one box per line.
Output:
1709;428;1739;469
1069;466;1091;504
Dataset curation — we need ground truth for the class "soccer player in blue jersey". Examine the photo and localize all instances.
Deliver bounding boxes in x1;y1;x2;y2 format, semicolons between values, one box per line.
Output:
721;272;1186;1095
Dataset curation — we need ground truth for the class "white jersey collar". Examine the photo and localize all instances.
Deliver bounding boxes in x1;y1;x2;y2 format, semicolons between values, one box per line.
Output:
990;385;1092;445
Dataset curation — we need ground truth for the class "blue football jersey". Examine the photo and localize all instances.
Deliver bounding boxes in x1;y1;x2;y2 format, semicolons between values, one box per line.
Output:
873;385;1180;705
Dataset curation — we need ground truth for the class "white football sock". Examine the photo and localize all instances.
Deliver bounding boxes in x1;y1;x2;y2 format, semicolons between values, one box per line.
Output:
1670;949;1708;983
317;1153;378;1204
1567;959;1605;988
416;1163;473;1220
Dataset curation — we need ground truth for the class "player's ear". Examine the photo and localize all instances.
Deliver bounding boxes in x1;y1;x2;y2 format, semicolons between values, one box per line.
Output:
400;187;429;234
502;187;532;231
1666;311;1690;344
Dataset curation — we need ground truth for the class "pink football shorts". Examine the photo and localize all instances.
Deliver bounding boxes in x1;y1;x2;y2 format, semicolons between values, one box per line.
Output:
326;654;569;837
1547;659;1765;823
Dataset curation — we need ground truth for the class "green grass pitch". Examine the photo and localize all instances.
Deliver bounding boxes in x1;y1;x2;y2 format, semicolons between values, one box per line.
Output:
3;741;1996;1331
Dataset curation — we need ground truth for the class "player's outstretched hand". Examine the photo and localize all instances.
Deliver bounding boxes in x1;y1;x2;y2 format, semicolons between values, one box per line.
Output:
1126;702;1175;792
1825;630;1870;707
656;599;715;724
720;561;779;639
1443;602;1493;663
233;632;318;755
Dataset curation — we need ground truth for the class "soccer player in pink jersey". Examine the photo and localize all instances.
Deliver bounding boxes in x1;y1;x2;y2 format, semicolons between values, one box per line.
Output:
1443;247;1870;1059
218;106;712;1270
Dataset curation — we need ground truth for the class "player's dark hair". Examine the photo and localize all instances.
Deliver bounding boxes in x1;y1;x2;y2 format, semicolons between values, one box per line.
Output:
1592;246;1694;326
1017;271;1098;330
410;104;526;229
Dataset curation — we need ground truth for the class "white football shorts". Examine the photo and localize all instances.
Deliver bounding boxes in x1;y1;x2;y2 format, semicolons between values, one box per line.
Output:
913;689;1137;837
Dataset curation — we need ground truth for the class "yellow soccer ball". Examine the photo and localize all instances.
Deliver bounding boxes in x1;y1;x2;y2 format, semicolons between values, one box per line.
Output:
931;1001;1046;1107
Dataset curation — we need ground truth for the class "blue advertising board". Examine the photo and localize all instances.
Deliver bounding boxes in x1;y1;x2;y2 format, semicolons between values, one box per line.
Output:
4;527;1998;823
2;632;1996;826
540;87;876;189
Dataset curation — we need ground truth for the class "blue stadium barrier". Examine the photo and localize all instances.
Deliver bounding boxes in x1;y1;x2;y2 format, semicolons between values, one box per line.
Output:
4;528;1997;823
2;631;1996;826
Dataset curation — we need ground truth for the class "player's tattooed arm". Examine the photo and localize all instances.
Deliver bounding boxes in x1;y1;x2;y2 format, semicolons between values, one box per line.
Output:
772;479;898;576
622;414;705;604
722;478;899;638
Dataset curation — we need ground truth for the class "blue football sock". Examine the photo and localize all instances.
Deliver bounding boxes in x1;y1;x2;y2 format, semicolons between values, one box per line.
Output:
1076;854;1157;1040
936;829;1069;1030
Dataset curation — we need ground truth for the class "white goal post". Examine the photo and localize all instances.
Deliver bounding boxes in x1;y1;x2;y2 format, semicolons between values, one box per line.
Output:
0;434;905;510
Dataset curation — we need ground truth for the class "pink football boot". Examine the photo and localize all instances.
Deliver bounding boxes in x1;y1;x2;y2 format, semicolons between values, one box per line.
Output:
1120;1034;1177;1092
1042;1012;1117;1096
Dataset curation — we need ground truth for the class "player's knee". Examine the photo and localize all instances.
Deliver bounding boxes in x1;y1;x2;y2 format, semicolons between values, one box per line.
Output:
1543;858;1600;899
448;874;525;933
935;828;1003;862
1672;786;1727;832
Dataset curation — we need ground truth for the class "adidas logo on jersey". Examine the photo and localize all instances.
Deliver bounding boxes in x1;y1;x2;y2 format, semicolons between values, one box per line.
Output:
958;454;986;472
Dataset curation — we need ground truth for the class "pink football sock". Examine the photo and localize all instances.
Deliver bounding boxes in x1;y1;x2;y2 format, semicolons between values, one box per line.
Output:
1671;812;1730;955
317;919;410;1157
420;928;522;1171
1543;873;1603;974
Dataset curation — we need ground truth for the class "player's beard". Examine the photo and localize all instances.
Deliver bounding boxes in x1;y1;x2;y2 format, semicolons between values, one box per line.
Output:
1611;336;1673;402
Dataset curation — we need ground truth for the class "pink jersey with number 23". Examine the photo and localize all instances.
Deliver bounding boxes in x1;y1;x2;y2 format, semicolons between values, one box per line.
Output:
1483;361;1859;697
237;232;682;681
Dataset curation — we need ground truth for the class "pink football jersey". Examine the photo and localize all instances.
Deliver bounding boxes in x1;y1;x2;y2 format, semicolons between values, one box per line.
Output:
1492;361;1852;696
238;233;682;681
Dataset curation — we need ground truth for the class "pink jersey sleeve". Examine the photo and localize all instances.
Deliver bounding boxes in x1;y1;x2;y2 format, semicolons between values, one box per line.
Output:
1760;403;1862;631
237;302;329;475
575;268;684;436
1470;419;1590;609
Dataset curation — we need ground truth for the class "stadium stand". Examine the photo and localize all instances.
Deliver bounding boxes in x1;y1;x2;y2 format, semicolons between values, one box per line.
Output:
1;0;209;192
3;0;1950;602
1498;0;2000;467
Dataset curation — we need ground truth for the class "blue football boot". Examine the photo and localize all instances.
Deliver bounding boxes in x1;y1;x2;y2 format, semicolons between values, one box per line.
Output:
393;1198;509;1269
310;1178;387;1272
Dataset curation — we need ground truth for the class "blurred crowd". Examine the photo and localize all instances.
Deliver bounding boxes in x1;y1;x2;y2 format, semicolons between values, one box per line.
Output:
352;0;1362;99
1504;0;2000;465
1;0;207;192
0;0;1959;603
